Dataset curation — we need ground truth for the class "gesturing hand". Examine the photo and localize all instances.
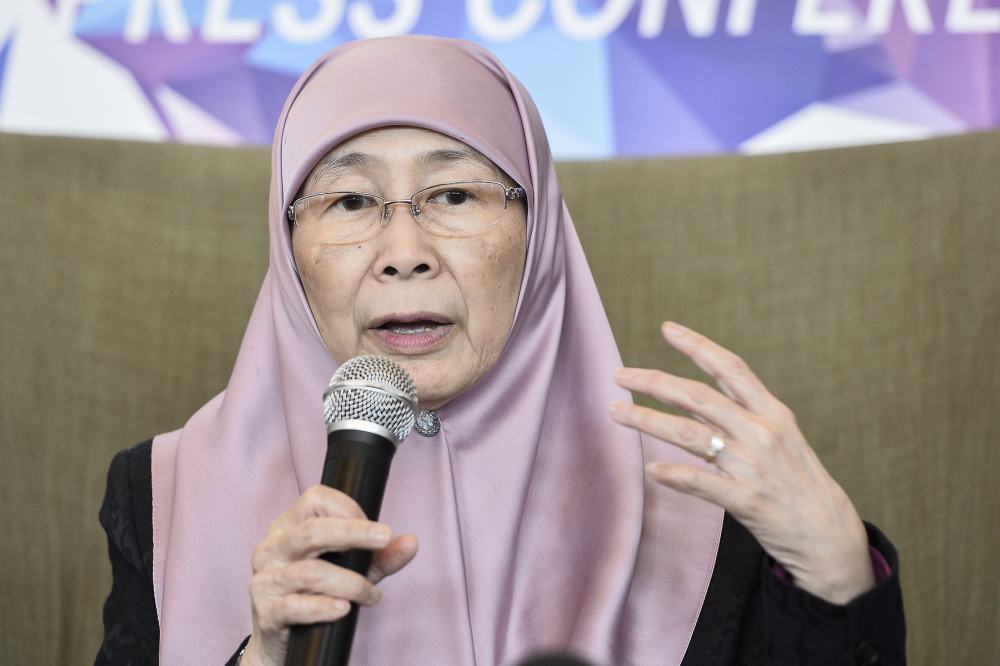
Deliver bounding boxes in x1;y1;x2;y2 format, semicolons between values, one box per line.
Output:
240;485;418;666
610;321;875;605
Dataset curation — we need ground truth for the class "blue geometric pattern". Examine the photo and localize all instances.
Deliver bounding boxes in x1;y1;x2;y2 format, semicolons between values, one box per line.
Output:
1;0;996;157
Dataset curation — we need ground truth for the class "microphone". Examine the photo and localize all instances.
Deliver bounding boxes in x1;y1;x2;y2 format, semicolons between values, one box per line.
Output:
285;356;417;666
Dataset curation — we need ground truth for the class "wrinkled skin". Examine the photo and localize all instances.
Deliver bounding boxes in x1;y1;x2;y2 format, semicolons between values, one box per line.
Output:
242;132;874;666
243;127;527;665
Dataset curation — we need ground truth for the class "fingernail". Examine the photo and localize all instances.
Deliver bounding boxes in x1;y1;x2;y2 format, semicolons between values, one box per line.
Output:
662;321;685;337
370;525;391;542
334;599;350;613
645;462;665;475
615;367;635;380
609;401;626;416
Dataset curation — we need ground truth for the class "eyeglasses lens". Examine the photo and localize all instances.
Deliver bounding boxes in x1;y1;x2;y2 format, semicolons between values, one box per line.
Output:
293;181;510;243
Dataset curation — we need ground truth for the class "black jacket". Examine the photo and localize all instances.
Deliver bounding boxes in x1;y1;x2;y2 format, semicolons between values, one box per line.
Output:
96;441;905;665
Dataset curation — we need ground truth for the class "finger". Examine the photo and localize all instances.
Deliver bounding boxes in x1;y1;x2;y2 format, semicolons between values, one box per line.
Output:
271;485;367;533
368;535;419;584
255;593;351;631
614;367;751;435
645;462;742;510
255;518;392;570
609;403;718;460
660;321;777;415
255;558;384;607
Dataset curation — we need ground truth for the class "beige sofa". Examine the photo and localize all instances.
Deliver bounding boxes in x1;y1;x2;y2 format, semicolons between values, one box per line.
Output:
1;130;998;664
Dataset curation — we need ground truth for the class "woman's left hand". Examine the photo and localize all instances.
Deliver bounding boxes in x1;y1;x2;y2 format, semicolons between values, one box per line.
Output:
610;321;875;605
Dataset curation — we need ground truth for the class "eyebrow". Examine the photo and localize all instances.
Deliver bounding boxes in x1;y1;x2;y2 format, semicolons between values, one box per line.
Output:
418;147;501;178
306;151;381;188
304;146;502;191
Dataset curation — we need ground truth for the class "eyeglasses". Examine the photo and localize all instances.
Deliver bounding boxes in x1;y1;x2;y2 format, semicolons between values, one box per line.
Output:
287;179;526;243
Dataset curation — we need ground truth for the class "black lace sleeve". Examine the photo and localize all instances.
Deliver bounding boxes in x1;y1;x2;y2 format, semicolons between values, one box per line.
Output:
683;514;906;665
760;521;906;665
95;440;159;665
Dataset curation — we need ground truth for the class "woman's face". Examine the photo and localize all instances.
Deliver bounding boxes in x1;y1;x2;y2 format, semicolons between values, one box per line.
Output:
292;127;527;410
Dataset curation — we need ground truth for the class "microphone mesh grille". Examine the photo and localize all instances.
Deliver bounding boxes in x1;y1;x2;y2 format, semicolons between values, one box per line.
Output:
323;356;417;441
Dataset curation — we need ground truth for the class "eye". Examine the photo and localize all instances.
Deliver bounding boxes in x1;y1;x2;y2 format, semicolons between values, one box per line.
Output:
430;189;473;206
333;193;379;212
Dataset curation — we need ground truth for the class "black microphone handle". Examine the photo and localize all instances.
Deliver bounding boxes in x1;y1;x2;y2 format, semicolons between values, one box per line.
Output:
284;428;397;666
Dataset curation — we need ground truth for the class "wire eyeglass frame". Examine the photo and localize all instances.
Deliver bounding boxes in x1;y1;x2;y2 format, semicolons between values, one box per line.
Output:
287;179;526;241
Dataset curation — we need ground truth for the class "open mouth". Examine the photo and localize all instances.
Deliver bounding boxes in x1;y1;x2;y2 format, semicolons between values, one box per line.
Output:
369;313;455;353
376;319;447;334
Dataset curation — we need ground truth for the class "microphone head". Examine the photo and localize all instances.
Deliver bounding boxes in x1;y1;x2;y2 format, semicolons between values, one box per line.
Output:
323;355;418;442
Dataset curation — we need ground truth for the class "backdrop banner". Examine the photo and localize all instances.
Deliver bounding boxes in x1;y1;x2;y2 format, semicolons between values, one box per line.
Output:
0;0;997;158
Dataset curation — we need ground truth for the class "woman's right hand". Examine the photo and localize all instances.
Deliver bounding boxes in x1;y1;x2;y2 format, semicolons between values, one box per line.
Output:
240;485;419;666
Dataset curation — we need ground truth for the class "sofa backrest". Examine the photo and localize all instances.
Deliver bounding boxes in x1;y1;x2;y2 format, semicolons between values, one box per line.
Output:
1;130;998;664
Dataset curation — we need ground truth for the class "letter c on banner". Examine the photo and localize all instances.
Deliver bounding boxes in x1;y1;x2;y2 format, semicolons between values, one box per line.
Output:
468;0;545;42
349;0;422;38
274;0;346;43
553;0;633;40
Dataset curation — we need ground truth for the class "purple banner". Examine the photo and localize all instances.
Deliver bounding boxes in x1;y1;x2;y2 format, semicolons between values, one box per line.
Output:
0;0;997;157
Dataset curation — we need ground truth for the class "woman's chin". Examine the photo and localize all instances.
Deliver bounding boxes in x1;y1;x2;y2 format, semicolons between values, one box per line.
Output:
351;334;475;410
410;374;453;411
395;359;461;411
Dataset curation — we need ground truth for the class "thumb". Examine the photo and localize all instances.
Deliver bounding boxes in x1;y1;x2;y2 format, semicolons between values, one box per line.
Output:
368;534;419;583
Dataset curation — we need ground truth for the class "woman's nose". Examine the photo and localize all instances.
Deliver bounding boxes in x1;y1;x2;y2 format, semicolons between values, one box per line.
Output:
372;205;441;280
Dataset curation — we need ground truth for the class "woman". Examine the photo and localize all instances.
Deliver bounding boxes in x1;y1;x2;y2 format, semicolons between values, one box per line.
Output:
98;35;904;665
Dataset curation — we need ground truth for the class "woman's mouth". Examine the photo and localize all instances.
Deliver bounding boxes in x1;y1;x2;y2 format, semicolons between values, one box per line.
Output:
369;316;455;354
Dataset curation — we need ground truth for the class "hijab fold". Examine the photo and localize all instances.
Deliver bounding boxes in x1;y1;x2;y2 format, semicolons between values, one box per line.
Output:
151;35;724;665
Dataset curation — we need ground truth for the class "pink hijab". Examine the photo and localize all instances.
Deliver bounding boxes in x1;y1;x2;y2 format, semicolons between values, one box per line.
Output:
151;35;723;665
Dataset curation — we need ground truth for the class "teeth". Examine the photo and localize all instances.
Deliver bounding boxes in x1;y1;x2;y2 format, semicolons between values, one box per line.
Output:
388;323;439;334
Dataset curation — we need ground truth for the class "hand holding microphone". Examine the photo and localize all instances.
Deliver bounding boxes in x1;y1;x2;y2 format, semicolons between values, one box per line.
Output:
242;357;419;666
